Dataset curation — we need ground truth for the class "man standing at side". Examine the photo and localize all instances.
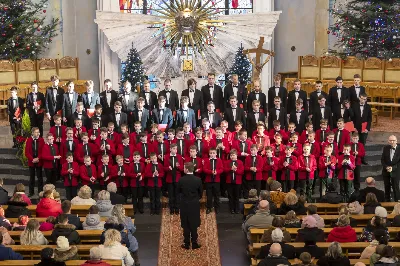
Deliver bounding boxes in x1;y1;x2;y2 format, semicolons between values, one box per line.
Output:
381;135;400;201
178;162;203;250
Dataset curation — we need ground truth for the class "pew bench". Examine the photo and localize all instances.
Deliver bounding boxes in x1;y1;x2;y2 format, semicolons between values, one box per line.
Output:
368;102;400;120
8;245;98;259
7;217;134;224
251;258;370;266
9;230;104;243
0;260;122;266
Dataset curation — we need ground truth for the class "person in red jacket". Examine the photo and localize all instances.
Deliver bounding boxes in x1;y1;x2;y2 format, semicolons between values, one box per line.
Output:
95;127;116;164
351;132;365;191
73;118;87;142
299;122;314;144
298;143;317;201
333;118;351;154
131;151;145;214
321;131;339;157
116;133;135;164
210;127;229;161
305;131;321;195
288;133;302;157
164;144;184;215
147;123;159;145
285;123;299;144
337;144;356;202
60;127;78;165
49;115;66;145
269;120;288;144
263;146;279;181
272;133;285;158
97;154;116;189
135;132;151;163
175;127;189;158
61;152;80;200
185;145;203;175
220;120;233;145
114;155;131;199
244;144;264;196
88;118;101;143
224;149;244;214
183;123;195;141
231;129;252;162
231;120;243;141
203;148;223;214
130;121;143;146
315;119;329;143
318;145;337;198
106;122;121;146
75;132;98;165
79;155;97;196
150;130;169;164
279;146;298;192
145;153;165;215
251;123;270;156
40;133;61;185
327;214;357;243
36;189;62;218
188;127;209;158
25;127;45;197
80;246;112;266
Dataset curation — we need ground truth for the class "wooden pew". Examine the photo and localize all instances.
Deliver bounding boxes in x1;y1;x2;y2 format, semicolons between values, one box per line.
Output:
251;258;370;266
9;230;103;243
8;244;97;259
0;260;122;266
249;227;400;243
1;204;134;217
368;102;400;120
7;217;134;224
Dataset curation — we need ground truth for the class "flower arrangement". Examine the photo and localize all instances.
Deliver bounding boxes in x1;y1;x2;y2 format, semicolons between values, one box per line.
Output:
14;110;31;166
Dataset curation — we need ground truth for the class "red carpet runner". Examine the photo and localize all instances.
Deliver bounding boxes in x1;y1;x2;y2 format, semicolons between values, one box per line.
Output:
157;208;222;266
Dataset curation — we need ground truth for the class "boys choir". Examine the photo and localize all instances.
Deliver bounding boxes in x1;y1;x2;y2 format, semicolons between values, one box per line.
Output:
10;73;372;215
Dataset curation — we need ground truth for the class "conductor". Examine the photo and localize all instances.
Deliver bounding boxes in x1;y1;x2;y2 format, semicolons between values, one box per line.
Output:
381;135;400;201
179;162;203;250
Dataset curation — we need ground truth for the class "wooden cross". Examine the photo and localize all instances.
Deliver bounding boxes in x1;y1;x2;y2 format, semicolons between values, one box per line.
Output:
243;37;275;80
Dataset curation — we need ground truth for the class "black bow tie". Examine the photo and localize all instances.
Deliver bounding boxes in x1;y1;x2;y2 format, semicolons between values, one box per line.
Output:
182;110;188;112
297;111;302;113
166;90;171;93
125;93;129;96
77;113;82;115
138;110;143;112
233;85;238;87
116;113;121;115
189;89;194;93
145;91;149;94
208;112;214;115
295;91;299;93
320;106;325;108
69;93;74;95
254;112;259;114
231;108;236;110
106;91;111;94
159;109;164;111
392;147;396;150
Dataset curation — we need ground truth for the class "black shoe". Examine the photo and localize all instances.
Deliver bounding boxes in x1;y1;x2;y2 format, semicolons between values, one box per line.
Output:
362;159;369;165
175;209;180;215
192;243;201;249
214;208;219;214
181;244;190;249
170;209;174;215
230;210;235;214
235;210;240;214
206;208;211;214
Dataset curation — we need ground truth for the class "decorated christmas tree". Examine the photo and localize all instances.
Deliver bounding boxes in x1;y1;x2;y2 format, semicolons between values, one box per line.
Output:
328;0;400;59
229;45;252;84
0;0;59;61
120;43;146;92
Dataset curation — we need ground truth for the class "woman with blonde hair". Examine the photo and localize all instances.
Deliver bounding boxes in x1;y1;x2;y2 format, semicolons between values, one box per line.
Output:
98;228;134;266
391;203;400;226
112;205;136;235
279;192;307;215
71;185;96;205
20;219;48;245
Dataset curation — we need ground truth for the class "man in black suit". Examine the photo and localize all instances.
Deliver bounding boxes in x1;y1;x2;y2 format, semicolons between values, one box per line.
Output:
99;79;118;115
381;135;400;201
289;98;308;133
309;81;328;117
108;101;128;133
71;102;90;129
247;79;267;113
7;87;25;148
45;75;64;127
176;96;196;129
224;95;246;132
224;74;247;110
312;95;333;130
202;101;222;128
178;162;203;250
357;177;385;203
349;74;366;107
287;79;308;115
352;93;372;146
81;80;100;110
268;74;288;110
139;80;158;111
247;100;266;136
132;97;150;131
328;76;350;128
152;96;174;130
62;81;81;127
181;78;204;124
26;82;45;137
201;73;224;113
268;97;287;130
158;78;180;112
118;81;138;131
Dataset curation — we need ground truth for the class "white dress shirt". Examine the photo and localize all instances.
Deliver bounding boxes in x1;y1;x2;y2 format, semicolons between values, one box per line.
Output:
124;93;130;105
106;91;111;106
337;88;342;102
69;92;74;104
116;113;120;125
87;92;92;105
275;87;279;97
254;112;259;123
255;92;259;100
233;85;238;97
355;87;360;98
296;111;301;124
232;107;237;121
360;104;364;117
165;90;171;104
390;146;397;161
145;92;150;105
275;108;280;118
138;109;143;122
209;85;214;100
53;88;57;100
208;112;214;125
320;106;325;119
189;89;195;105
294;90;300;100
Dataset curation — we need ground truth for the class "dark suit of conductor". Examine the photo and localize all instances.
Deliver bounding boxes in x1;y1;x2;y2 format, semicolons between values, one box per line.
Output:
381;144;400;201
179;173;203;247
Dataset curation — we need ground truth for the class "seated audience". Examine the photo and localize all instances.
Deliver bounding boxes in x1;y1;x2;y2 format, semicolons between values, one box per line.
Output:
261;216;291;243
331;205;358;228
357;177;385;203
244;189;259;205
347;200;364;215
293;252;316;266
279;192;307;215
36;190;63;217
284;210;302;228
374;245;398;265
12;215;29;231
83;205;105;230
363;193;381;214
360;240;379;260
20;219;49;245
39;184;56;198
359;215;389;243
257;228;295;259
245;190;278;219
13;183;32;205
296;216;325;242
112;204;136;235
0;233;23;260
267;178;288;205
57;200;83;230
370;244;386;266
71;185;96;205
327;214;357;243
54;236;80;262
296;235;324;259
98;228;135;266
257;243;292;266
320;183;342;204
39;216;56;231
375;206;391;226
317;242;350;266
0;206;11;230
302;204;325;229
107;182;126;205
5;194;31;218
391;203;400;226
80;246;112;266
34;247;66;266
51;213;81;244
96;190;114;217
0;178;9;205
0;226;14;245
242;200;274;243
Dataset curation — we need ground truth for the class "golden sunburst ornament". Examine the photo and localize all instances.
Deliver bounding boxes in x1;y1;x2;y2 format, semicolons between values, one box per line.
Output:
151;0;225;56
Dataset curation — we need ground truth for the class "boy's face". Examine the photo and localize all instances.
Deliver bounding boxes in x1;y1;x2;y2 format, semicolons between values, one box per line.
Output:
96;108;102;115
295;103;302;110
321;123;328;130
207;104;215;112
150;156;157;163
324;147;332;156
274;99;281;107
216;130;223;138
92;122;99;129
318;98;326;106
336;80;343;88
170;147;177;154
234;124;242;132
102;156;109;164
32;130;40;138
307;125;314;132
84;158;91;166
266;150;273;157
274;79;281;85
208;75;215;85
108;125;114;132
66;130;73;139
253;82;260;92
32;85;38;92
157;134;164;142
343;147;351;154
75;120;82;128
250;148;257;156
77;105;83;113
66;156;73;163
144;83;150;91
359;95;367;105
202;121;210;129
68;83;74;92
104;81;112;91
137;101;145;109
221;123;228;131
52;79;59;87
121;127;128;134
140;136;147;142
209;150;217;158
308;133;315;141
122;138;129;145
291;135;298;143
124;83;131;91
285;148;292;156
274;124;281;131
294;82;301;90
159;100;166;108
55;118;62;125
82;136;89;143
257;126;264;133
275;136;282;144
168;132;175;139
134;124;141;132
288;125;295;132
253;103;260;111
352;136;359;143
230;153;238;160
315;83;322;91
133;155;141;162
47;136;54;143
151;127;158;133
354;78;361;85
176;131;184;138
181;102;189;108
100;132;108;139
239;132;247;140
183;125;190;133
337;121;344;129
86;85;93;93
230;99;237;107
117;158;124;165
303;146;311;154
190;149;197;157
327;135;334;142
114;105;122;112
195;131;203;139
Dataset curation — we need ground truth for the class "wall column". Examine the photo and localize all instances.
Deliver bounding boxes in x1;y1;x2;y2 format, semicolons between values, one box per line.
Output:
315;0;329;56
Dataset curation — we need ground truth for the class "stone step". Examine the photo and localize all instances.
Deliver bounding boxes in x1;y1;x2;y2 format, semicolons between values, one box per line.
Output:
365;144;384;152
0;153;22;164
0;164;31;176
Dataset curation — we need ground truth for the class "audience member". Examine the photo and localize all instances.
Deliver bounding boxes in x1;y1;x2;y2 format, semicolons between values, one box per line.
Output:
293;252;316;266
0;233;23;260
107;182;126;205
12;215;29;231
391;203;400;226
284;210;302;228
332;205;358;228
358;177;385;203
296;235;324;259
327;215;357;243
39;184;56;199
279;192;307;215
244;189;258;205
0;178;9;205
370;244;386;266
111;204;136;235
260;216;291;243
39;216;56;231
257;228;295;259
58;200;83;230
296;216;325;242
13;183;32;205
347;201;364;215
20;219;49;245
53;236;80;262
257;243;292;266
98;228;134;266
36;190;62;217
5;194;31;218
34;247;66;266
317;242;350;266
83;205;105;230
374;245;398;265
96;190;114;217
363;193;381;214
267;178;290;205
360;240;379;260
0;226;14;245
320;183;342;204
302;205;325;229
71;185;96;205
359;216;389;243
51;213;81;244
0;206;11;230
375;206;391;226
243;200;274;243
80;246;112;266
245;190;278;219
